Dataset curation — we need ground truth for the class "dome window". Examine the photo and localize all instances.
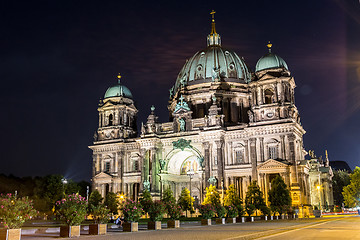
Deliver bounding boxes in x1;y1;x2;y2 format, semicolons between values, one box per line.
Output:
264;89;274;104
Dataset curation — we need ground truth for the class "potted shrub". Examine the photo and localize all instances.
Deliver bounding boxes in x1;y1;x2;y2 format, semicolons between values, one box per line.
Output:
199;204;215;225
167;202;182;228
0;193;37;240
226;205;238;224
122;199;143;232
55;194;87;238
260;206;271;221
147;200;166;230
215;205;227;224
88;204;110;235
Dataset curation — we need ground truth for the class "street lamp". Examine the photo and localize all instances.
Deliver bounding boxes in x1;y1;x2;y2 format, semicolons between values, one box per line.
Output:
61;178;68;197
187;168;195;199
86;186;90;201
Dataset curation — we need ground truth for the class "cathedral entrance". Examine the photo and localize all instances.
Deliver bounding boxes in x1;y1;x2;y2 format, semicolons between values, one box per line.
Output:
160;147;204;201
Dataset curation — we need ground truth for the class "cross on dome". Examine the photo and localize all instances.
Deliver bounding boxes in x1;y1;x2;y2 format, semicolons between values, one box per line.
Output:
267;41;272;53
117;73;121;84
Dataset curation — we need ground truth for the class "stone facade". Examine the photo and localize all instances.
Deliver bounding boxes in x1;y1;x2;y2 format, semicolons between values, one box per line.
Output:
89;15;333;214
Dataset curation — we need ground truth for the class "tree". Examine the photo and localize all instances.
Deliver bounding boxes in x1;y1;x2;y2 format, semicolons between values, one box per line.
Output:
139;189;153;214
342;167;360;208
224;184;244;216
332;170;350;206
245;181;266;216
88;190;103;209
203;185;221;207
162;188;176;204
268;175;291;215
34;175;64;213
178;188;194;216
104;192;118;215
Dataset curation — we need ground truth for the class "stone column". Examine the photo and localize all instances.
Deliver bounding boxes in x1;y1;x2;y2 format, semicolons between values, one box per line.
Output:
215;140;224;183
259;137;264;162
151;148;157;192
244;140;249;163
259;173;265;192
203;142;210;187
280;135;286;159
140;148;147;192
287;134;299;185
92;154;97;177
250;138;257;179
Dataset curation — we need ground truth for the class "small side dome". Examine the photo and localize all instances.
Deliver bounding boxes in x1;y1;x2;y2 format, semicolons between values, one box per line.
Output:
255;42;288;72
104;74;133;99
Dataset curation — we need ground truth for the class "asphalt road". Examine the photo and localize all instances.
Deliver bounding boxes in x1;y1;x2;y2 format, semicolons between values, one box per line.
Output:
21;216;360;240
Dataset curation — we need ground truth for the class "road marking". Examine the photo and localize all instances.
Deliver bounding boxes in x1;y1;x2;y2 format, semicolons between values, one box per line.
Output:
223;218;341;240
255;218;343;239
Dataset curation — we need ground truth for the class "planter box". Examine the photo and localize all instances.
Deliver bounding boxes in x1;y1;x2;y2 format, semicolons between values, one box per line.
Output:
236;217;246;223
226;218;236;224
0;229;21;240
245;217;254;222
123;222;138;232
167;220;180;228
313;210;322;218
89;224;107;235
215;218;226;224
60;225;80;238
270;215;274;220
260;216;268;221
148;221;162;230
201;219;211;226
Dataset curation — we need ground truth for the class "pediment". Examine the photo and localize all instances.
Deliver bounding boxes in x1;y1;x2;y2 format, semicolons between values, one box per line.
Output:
257;159;290;169
93;172;112;180
258;74;276;81
102;101;115;108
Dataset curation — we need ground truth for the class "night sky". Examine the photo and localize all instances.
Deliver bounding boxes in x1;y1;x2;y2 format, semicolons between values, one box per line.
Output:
1;0;359;182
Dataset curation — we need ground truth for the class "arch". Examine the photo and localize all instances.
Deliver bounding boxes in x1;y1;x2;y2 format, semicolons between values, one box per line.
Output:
264;89;274;104
165;147;203;175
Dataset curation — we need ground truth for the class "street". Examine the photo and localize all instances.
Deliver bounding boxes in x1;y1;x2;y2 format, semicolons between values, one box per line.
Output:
22;216;360;240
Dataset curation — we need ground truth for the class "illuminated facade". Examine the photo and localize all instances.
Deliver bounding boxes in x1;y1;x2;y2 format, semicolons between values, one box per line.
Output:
89;13;333;213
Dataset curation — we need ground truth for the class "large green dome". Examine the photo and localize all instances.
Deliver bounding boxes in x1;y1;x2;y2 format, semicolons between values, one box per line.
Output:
255;52;288;72
104;76;133;99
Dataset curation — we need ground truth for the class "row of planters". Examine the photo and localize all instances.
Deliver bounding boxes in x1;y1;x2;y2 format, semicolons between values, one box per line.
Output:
0;176;295;239
0;192;111;239
121;189;183;232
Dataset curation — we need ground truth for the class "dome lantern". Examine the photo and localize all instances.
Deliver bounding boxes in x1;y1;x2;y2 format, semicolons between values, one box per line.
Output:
207;10;221;47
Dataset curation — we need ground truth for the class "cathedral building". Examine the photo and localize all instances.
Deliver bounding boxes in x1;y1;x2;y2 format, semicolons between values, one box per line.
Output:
89;12;333;214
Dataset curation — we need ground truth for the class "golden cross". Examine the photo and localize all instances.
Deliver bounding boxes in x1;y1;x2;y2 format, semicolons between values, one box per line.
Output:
210;10;216;21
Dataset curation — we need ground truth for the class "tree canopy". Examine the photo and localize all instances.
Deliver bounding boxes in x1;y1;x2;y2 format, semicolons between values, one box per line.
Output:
88;190;103;208
223;184;244;216
104;192;119;215
203;185;221;207
178;187;194;215
268;175;291;215
332;170;350;206
245;181;266;216
342;167;360;208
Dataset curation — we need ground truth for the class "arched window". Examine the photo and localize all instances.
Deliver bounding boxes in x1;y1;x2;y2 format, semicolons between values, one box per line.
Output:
264;89;274;104
108;114;113;126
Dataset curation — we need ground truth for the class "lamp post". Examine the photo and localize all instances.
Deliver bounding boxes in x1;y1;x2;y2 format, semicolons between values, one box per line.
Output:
86;186;90;201
61;178;68;197
187;168;195;199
